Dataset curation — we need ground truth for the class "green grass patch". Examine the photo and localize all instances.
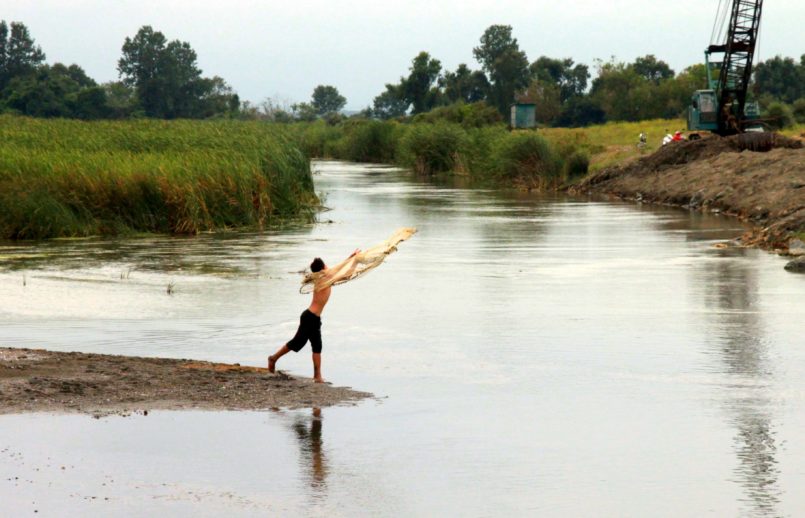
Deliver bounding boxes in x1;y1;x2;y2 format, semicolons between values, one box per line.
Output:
0;115;319;240
781;124;805;138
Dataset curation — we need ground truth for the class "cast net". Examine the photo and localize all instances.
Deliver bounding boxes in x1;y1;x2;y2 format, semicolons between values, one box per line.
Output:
300;227;417;294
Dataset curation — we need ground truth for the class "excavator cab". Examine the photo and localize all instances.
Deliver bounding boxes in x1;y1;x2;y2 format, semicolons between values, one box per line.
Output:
687;90;719;133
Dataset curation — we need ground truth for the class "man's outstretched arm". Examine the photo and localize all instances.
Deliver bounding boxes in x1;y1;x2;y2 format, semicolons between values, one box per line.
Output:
322;249;361;285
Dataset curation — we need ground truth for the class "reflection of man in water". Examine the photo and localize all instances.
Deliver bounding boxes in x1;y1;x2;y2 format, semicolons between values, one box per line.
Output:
293;407;327;488
268;250;360;382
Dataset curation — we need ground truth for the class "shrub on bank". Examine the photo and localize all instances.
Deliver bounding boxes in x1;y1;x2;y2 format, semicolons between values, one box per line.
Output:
296;120;342;157
295;118;592;190
411;101;503;128
791;98;805;124
331;120;400;163
398;122;469;175
488;131;562;188
765;102;795;129
563;150;590;182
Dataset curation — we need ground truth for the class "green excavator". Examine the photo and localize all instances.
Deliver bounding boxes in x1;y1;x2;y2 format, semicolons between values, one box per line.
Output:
687;0;766;139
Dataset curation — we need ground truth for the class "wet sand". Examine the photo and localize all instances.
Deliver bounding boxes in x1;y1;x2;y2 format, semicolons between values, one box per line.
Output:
0;347;371;416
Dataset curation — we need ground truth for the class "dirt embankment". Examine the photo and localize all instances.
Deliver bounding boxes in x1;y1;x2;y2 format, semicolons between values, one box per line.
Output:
570;133;805;252
0;348;372;417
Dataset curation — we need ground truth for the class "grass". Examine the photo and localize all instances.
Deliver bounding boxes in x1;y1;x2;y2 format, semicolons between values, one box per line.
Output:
0;115;319;240
293;118;698;187
295;120;583;189
781;124;805;138
540;119;685;171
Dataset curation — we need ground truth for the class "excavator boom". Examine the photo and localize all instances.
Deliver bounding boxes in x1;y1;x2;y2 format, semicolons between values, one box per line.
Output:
688;0;764;136
708;0;764;133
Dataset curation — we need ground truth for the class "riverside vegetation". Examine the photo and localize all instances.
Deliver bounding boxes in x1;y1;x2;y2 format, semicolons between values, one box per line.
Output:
293;112;594;190
0;110;595;241
0;115;318;239
3;109;798;241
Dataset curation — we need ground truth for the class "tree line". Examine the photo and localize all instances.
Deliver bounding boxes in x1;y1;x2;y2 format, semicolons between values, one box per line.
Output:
1;20;803;126
0;21;240;119
364;24;805;127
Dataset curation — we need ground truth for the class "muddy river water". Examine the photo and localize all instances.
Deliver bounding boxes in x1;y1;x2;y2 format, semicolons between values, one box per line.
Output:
1;161;804;517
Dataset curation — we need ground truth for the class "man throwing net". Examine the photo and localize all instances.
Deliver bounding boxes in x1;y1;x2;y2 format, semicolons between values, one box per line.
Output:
268;228;416;382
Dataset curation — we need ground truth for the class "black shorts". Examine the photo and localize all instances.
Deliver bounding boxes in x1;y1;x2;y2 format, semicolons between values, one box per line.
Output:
286;310;322;354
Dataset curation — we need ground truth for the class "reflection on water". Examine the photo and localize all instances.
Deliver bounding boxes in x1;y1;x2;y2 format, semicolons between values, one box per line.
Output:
697;248;780;516
292;408;328;493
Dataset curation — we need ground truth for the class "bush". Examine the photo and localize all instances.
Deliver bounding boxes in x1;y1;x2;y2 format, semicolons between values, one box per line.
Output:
765;102;795;129
564;150;590;182
412;101;503;128
488;131;561;187
398;123;469;175
296;121;341;157
337;120;399;163
792;98;805;124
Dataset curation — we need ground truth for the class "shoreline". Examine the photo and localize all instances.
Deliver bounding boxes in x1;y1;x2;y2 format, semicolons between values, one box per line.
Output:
0;347;372;417
568;134;805;258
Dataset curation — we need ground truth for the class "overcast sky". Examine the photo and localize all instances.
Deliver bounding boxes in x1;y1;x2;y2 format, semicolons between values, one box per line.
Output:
2;0;803;110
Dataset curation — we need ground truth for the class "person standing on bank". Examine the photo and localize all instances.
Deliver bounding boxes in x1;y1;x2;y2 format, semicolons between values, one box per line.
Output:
268;249;360;383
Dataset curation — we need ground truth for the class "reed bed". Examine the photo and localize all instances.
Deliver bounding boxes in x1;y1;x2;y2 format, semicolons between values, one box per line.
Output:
295;120;584;189
0;116;318;239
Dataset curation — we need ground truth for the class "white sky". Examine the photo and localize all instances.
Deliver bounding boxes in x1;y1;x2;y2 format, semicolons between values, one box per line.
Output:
2;0;803;110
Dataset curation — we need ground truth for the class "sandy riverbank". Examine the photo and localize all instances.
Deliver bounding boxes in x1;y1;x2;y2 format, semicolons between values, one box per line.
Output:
569;133;804;254
0;347;371;417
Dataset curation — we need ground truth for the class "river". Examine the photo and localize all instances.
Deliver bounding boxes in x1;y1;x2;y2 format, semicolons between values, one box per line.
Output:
1;161;804;517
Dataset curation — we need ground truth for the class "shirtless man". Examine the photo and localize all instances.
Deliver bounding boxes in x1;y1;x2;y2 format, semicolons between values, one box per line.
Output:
268;250;360;382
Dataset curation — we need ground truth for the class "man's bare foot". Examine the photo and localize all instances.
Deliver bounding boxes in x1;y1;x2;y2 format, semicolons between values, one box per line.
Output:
313;376;325;383
268;355;276;373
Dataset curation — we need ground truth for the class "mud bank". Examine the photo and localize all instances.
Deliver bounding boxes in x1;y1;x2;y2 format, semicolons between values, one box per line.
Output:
570;134;804;253
0;348;371;416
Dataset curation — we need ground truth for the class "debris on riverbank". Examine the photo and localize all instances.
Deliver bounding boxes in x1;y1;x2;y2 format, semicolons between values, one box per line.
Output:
0;347;371;416
569;133;805;255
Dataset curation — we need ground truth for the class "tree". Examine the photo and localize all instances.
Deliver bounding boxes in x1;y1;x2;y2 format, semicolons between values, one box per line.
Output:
403;51;442;114
590;59;647;121
0;21;46;91
311;85;346;115
258;96;294;122
677;63;707;90
440;64;489;104
554;97;606;127
630;55;674;84
118;26;233;119
473;25;520;72
529;57;589;102
373;83;409;119
51;63;96;88
4;63;92;118
194;76;239;118
472;25;529;114
291;102;318;121
521;80;562;124
102;81;138;118
753;55;803;104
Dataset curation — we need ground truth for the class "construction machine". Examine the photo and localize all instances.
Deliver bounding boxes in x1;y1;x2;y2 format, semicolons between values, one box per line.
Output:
687;0;765;139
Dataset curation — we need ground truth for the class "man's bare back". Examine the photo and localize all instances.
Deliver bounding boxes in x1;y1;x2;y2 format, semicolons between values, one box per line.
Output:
308;285;331;316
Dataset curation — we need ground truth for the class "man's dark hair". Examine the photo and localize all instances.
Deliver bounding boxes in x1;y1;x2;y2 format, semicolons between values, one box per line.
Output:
311;257;325;273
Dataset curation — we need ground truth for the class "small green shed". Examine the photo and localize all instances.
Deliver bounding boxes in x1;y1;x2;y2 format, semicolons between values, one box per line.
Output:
510;102;536;129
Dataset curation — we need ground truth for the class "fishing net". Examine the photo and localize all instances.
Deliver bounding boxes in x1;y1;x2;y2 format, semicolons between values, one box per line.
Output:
300;227;417;294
